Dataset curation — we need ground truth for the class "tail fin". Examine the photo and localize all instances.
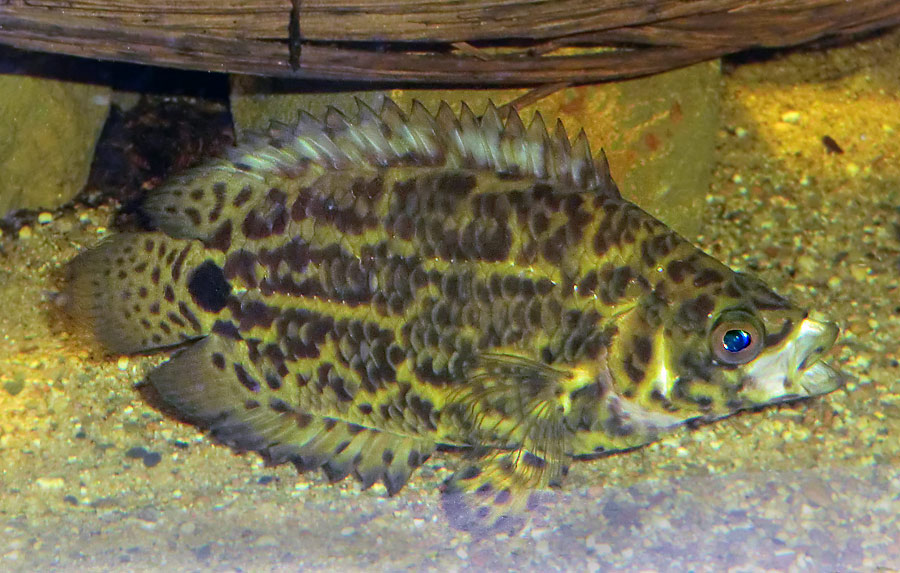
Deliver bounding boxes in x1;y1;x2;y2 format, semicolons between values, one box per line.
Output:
65;232;227;354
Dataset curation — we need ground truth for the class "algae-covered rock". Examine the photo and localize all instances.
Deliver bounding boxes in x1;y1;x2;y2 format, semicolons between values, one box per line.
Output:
231;62;720;237
0;75;110;215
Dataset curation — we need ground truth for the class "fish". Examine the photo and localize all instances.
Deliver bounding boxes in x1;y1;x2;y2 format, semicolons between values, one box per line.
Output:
64;97;844;532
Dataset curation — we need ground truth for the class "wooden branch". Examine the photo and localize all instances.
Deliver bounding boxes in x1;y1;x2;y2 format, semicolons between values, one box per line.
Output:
0;0;898;85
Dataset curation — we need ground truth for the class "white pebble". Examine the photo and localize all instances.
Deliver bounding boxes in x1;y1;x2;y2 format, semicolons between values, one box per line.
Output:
37;212;53;225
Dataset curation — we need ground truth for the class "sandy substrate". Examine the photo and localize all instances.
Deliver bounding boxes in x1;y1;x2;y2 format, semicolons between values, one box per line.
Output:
1;30;899;572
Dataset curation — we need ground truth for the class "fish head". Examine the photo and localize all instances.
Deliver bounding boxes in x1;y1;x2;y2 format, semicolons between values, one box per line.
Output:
611;258;844;423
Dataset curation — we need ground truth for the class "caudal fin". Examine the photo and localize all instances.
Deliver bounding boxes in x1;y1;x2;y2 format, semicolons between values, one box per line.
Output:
65;232;226;354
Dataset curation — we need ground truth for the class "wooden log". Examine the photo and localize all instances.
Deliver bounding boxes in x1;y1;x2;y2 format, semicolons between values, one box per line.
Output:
0;0;898;84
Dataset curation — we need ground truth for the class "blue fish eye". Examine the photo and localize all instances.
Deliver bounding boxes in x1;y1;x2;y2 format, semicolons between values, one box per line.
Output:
722;329;752;353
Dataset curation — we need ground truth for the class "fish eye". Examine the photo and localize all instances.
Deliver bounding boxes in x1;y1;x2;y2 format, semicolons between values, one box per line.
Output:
710;310;764;365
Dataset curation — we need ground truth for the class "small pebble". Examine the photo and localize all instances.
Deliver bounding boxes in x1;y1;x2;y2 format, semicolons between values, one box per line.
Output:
845;163;860;176
3;379;25;396
180;522;197;536
735;127;748;138
37;212;53;224
796;255;816;275
850;265;868;282
125;446;148;459
135;507;160;522
340;526;356;536
780;110;801;124
36;477;65;490
142;452;162;468
117;357;130;371
192;544;212;560
18;226;32;239
254;535;278;547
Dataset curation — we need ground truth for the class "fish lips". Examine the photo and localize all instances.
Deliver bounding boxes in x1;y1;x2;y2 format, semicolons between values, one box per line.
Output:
739;317;845;404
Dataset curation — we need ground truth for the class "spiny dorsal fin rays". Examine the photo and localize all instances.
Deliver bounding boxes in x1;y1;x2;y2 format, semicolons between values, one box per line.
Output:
407;99;443;161
326;99;394;167
549;118;572;185
143;97;620;238
353;98;393;166
277;110;350;170
480;101;507;173
500;106;527;177
253;97;615;195
459;101;491;169
379;97;433;161
435;100;467;168
572;129;595;189
525;111;550;180
324;105;370;167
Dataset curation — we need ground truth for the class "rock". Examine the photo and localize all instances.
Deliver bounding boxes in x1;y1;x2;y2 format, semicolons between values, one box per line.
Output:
35;477;65;490
0;73;110;215
230;61;720;237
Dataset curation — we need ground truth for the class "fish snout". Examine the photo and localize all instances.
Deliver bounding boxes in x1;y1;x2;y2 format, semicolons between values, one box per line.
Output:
793;318;843;396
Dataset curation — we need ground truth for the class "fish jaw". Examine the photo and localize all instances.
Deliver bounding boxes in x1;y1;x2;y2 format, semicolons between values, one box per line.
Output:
738;317;843;405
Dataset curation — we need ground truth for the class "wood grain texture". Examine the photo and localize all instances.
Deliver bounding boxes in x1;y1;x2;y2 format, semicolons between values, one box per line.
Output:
0;0;898;84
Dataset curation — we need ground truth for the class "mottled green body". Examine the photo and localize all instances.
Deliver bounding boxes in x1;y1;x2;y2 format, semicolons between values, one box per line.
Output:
66;99;842;531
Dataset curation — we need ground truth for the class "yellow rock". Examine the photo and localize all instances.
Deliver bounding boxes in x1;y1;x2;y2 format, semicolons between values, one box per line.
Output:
0;74;110;215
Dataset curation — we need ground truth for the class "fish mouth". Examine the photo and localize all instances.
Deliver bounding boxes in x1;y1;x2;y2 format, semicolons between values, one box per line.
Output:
792;318;844;395
740;317;844;404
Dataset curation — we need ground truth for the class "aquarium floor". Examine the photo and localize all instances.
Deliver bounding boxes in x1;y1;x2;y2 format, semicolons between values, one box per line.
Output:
2;31;900;572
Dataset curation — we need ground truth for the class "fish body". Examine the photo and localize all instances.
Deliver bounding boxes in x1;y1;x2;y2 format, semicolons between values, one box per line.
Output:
66;98;843;531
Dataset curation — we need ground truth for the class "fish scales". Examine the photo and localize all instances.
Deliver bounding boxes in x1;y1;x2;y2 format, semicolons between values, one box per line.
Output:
65;98;844;532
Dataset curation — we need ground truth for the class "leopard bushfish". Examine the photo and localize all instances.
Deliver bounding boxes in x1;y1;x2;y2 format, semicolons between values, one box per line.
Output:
65;97;844;532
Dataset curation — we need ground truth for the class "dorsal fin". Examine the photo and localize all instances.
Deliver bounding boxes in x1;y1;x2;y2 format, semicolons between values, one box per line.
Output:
241;97;618;195
141;98;621;239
